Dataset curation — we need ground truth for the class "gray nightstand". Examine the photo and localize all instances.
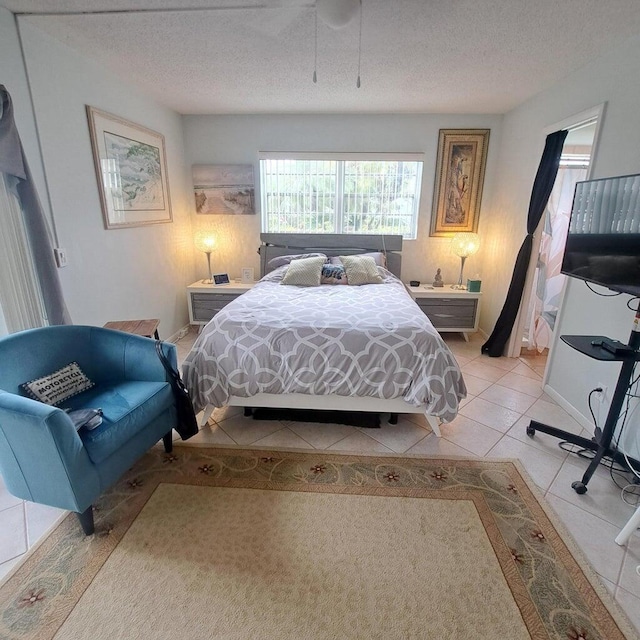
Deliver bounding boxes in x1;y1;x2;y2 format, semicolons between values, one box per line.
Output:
407;285;481;341
187;281;255;326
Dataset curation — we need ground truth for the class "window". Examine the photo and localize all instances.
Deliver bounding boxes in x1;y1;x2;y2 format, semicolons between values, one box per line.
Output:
259;153;423;239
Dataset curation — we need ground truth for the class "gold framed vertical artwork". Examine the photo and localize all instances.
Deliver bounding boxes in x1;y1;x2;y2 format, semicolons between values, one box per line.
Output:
429;129;490;237
86;106;172;229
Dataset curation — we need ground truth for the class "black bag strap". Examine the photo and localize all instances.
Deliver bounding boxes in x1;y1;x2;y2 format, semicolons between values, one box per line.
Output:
155;340;198;439
155;340;182;387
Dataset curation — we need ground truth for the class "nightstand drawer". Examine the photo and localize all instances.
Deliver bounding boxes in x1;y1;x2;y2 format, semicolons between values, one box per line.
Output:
191;293;239;321
187;282;255;325
417;300;477;329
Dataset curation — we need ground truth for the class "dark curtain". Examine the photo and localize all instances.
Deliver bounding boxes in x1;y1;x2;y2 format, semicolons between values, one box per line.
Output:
482;129;567;357
0;85;71;326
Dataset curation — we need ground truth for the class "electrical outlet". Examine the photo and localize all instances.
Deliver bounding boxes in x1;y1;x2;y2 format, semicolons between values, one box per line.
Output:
595;383;608;401
54;247;68;268
594;383;609;426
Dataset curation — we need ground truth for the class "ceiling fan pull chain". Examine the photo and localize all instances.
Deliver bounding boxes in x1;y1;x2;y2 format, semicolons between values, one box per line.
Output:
313;7;318;83
356;0;362;88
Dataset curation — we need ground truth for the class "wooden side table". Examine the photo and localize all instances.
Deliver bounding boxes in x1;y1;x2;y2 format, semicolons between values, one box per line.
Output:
103;319;160;339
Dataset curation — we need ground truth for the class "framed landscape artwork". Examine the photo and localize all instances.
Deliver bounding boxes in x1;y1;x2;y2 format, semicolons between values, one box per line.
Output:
86;106;172;229
430;129;490;237
192;164;255;215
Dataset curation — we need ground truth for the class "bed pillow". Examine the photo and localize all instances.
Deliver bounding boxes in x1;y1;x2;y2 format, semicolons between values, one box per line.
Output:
340;255;384;285
282;256;326;286
321;263;348;284
330;252;386;267
268;252;327;270
20;362;94;406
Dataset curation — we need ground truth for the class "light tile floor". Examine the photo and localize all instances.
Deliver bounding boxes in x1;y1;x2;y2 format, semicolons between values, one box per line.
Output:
2;332;640;632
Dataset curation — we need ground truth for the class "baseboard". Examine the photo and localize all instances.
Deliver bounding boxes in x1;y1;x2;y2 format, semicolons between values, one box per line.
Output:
478;327;489;341
542;383;593;432
165;324;190;344
520;346;549;356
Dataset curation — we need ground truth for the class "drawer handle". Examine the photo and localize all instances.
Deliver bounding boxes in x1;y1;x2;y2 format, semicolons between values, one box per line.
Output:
434;313;455;318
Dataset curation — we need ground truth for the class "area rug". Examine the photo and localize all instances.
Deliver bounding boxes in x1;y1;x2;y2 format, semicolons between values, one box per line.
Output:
0;447;637;640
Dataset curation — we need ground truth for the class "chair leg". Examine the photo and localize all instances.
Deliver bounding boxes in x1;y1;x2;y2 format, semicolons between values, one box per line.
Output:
163;431;173;453
77;506;95;536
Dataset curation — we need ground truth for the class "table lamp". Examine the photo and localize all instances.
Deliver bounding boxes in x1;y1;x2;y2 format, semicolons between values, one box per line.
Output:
194;230;216;284
450;232;480;290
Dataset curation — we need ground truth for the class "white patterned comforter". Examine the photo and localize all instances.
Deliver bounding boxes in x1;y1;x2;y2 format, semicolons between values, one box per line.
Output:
182;268;466;422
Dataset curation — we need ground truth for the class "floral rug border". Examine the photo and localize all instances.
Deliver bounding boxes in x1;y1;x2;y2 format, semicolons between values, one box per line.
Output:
0;446;637;640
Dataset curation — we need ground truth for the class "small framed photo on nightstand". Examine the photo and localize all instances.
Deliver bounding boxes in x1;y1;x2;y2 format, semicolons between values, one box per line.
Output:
212;273;230;286
241;267;254;284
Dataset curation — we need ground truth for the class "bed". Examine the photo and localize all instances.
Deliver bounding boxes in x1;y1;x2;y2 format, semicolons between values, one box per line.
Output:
182;234;467;437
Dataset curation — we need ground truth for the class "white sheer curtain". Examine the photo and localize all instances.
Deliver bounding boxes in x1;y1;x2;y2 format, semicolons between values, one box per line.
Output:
527;166;587;351
0;172;46;332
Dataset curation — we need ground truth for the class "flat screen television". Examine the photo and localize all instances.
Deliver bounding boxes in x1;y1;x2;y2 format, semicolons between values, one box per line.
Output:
561;173;640;296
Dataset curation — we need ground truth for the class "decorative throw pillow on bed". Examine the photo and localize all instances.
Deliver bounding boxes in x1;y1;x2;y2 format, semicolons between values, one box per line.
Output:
268;252;327;270
20;362;94;406
330;252;386;267
281;256;326;286
320;263;348;284
340;255;384;285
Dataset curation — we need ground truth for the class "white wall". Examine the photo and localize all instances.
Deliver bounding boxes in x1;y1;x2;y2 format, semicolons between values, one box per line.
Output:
482;33;640;426
6;16;196;338
183;114;502;288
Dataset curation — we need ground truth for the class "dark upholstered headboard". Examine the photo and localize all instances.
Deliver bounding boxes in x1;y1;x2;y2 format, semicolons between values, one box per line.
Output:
258;233;403;279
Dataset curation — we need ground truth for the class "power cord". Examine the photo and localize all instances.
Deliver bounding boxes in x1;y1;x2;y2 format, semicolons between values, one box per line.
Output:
558;357;640;550
556;374;640;573
626;297;640;312
618;353;640;575
566;378;640;488
613;364;640;561
557;440;628;473
587;386;602;430
586;282;622;296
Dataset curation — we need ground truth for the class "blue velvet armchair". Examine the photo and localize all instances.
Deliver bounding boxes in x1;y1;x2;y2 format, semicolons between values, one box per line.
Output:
0;325;178;535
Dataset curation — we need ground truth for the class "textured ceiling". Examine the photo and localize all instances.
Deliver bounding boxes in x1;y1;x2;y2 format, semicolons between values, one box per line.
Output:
3;0;640;115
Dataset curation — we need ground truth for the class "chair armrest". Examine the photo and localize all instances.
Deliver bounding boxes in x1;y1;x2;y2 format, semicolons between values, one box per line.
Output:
125;337;177;382
0;391;99;512
88;327;177;383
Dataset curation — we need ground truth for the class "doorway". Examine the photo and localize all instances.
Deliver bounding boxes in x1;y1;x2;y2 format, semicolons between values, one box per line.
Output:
523;122;597;350
507;105;604;359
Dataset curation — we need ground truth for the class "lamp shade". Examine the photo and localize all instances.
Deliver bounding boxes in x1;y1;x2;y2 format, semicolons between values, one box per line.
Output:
194;230;216;253
451;233;480;258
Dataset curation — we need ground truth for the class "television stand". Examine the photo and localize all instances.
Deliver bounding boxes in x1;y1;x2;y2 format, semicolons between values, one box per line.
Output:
526;334;640;494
